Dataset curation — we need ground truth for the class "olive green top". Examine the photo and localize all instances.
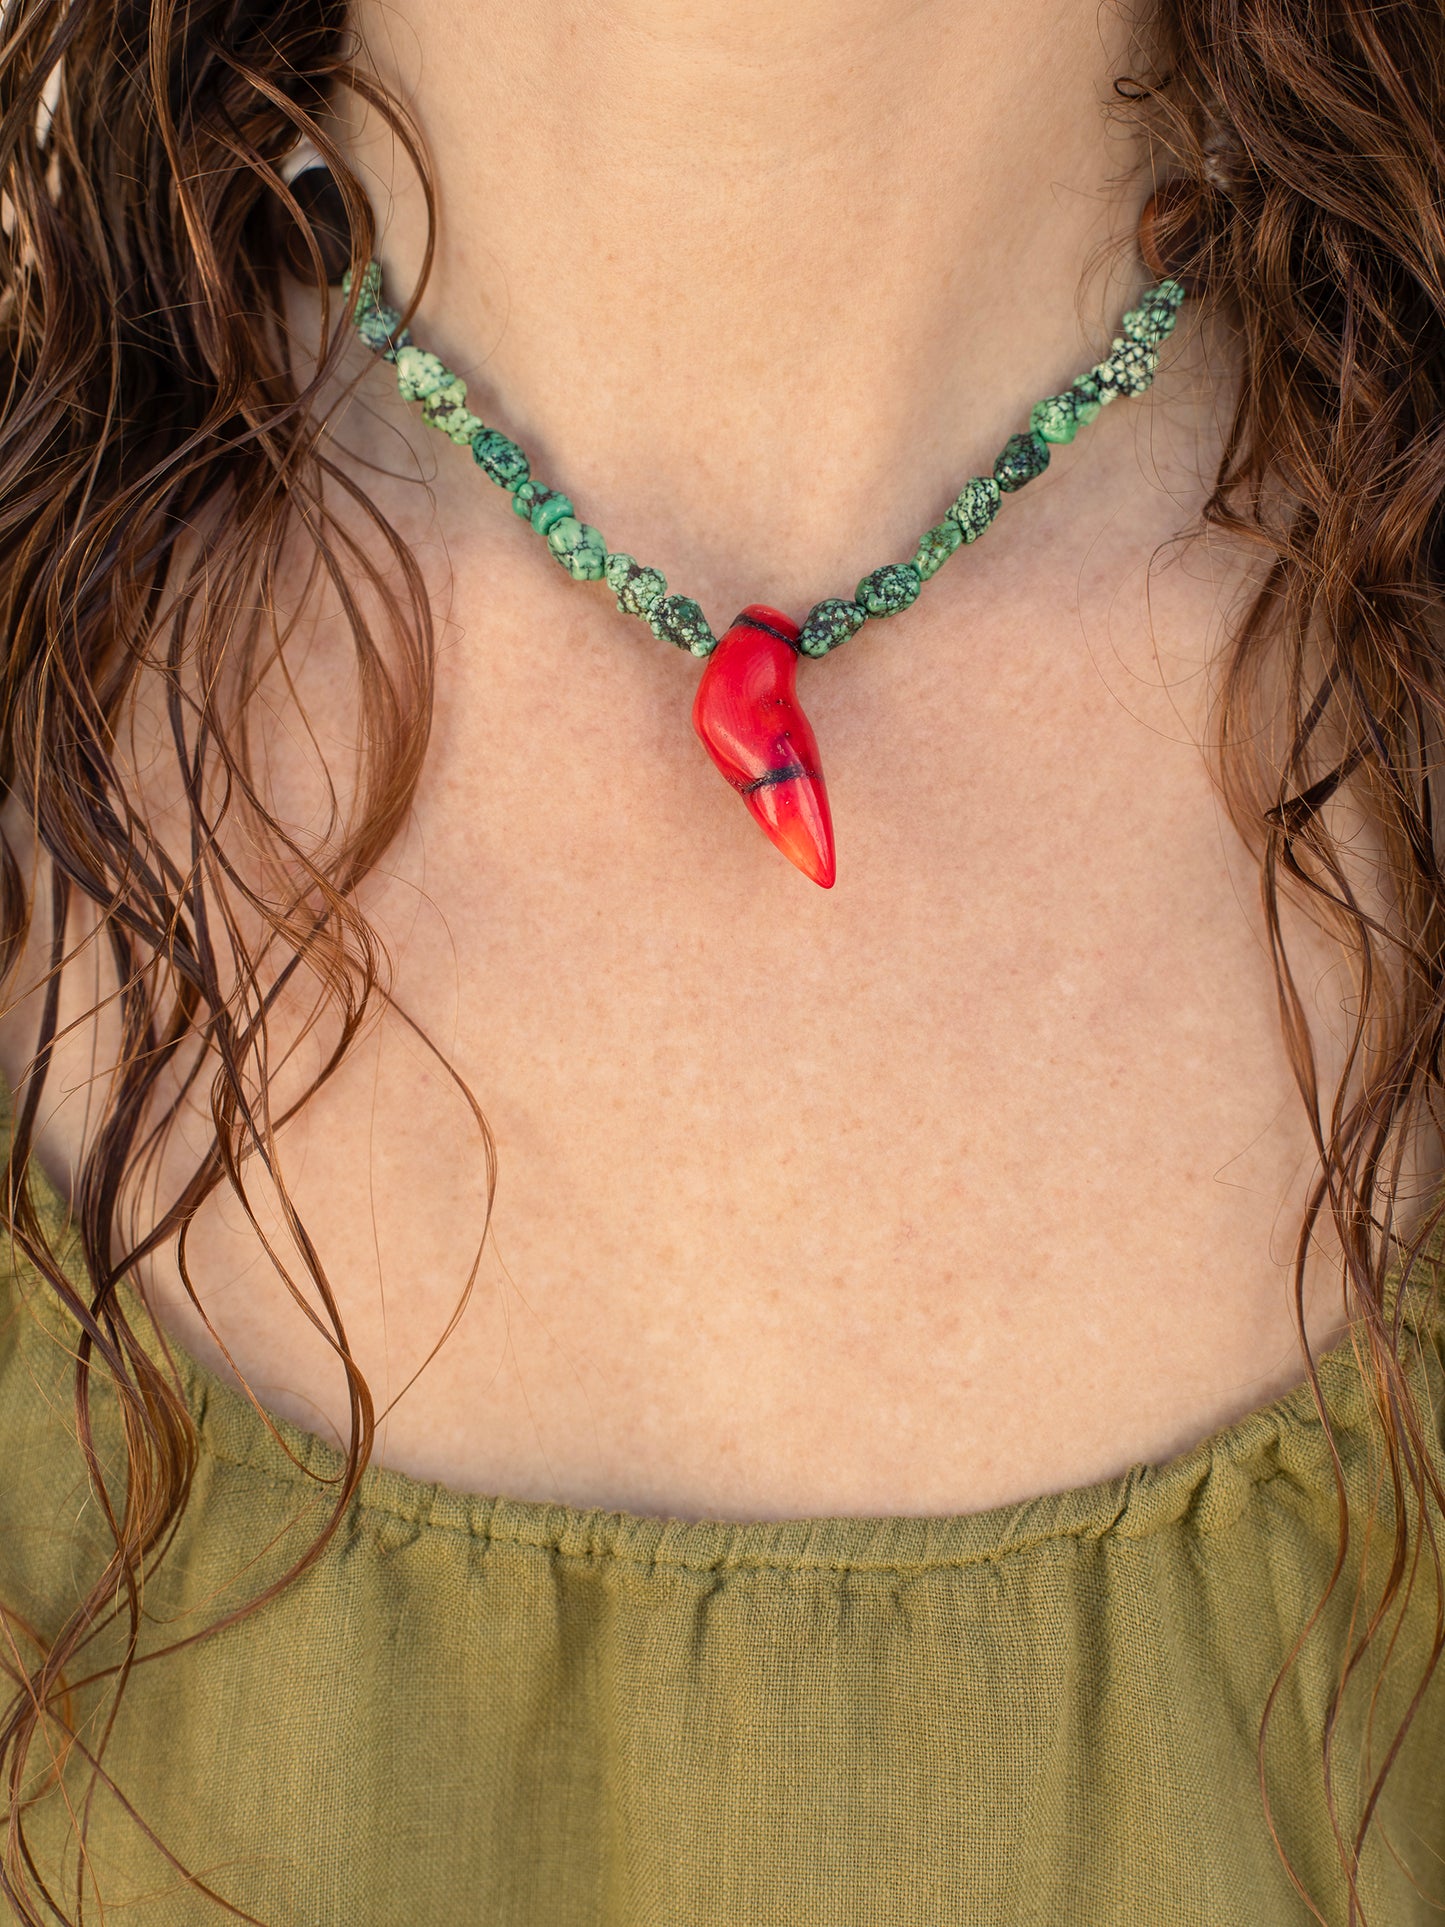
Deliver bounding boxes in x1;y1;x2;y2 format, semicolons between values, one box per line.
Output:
4;1106;1445;1925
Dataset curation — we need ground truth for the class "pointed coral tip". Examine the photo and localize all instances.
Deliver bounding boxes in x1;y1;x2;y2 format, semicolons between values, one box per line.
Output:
743;771;836;888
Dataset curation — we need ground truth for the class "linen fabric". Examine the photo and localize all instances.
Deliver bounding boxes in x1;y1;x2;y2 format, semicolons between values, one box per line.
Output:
3;1108;1445;1924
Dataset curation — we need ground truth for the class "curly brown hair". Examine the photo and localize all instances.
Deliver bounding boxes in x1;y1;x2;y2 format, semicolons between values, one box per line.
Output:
0;0;1443;1921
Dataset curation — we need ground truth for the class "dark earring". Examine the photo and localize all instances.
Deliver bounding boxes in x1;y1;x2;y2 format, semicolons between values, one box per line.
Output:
279;164;352;289
1137;178;1219;298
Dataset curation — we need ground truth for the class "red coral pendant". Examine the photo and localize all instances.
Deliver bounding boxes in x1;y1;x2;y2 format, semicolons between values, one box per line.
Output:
691;605;836;889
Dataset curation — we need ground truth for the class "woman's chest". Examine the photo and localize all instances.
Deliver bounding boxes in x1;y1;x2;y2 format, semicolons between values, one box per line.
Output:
120;540;1401;1523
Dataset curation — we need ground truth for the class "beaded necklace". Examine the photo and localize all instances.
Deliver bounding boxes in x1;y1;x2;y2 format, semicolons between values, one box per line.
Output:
341;257;1186;888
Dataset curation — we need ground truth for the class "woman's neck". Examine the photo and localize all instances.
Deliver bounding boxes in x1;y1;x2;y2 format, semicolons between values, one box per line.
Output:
338;0;1169;611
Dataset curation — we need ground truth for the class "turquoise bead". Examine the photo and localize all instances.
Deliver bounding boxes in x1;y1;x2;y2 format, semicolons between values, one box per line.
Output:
394;345;451;403
1030;394;1078;444
512;480;568;525
530;492;576;536
419;375;466;414
650;595;715;656
605;554;668;618
1121;304;1164;346
798;598;867;657
994;432;1050;492
949;475;1002;542
345;264;411;360
856;562;921;618
1124;281;1183;344
913;519;962;581
1087;357;1123;405
1069;373;1104;425
356;304;405;357
471;429;529;490
341;261;382;308
1094;335;1158;400
443;409;484;445
546;517;607;581
420;379;480;443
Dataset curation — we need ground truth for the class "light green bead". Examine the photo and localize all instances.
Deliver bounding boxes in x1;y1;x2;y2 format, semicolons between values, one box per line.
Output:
1112;335;1159;396
512;481;568;525
419;378;472;436
394;345;451;403
949;475;1002;543
1121;305;1161;346
472;429;529;490
356;305;406;357
1030;395;1078;445
604;553;668;618
341;260;381;309
531;492;576;536
546;517;607;581
441;409;483;445
1069;375;1104;425
1091;335;1157;403
856;562;921;618
798;599;867;657
913;519;962;581
420;375;466;412
650;595;715;656
345;262;411;360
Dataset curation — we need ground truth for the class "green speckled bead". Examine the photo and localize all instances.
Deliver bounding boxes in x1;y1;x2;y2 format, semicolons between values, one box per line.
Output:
513;480;563;523
856;562;921;618
472;429;529;490
913;519;962;581
1029;394;1078;445
345;265;412;360
797;598;867;657
419;374;465;412
949;475;1002;543
341;261;381;307
357;305;406;357
1124;280;1184;342
1121;303;1164;346
530;492;576;536
994;432;1051;492
1069;373;1104;425
394;345;451;403
443;409;483;446
605;554;668;618
1094;334;1158;400
546;517;607;581
420;380;476;441
650;595;715;656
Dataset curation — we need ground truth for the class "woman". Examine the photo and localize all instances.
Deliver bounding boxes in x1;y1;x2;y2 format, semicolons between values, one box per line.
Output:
0;0;1442;1920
